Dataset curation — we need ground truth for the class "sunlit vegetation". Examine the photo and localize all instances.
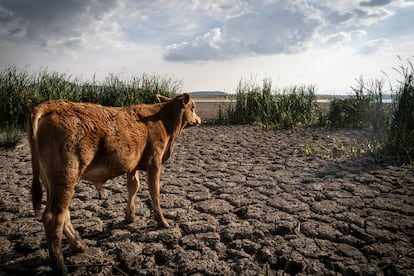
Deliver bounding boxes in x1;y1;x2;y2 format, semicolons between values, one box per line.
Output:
215;58;414;162
216;77;321;129
1;58;413;162
0;66;179;149
385;59;414;161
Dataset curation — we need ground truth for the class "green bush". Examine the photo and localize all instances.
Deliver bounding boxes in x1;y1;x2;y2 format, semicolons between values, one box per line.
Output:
0;125;23;150
226;78;270;124
274;85;320;129
327;97;371;128
325;58;414;162
0;66;33;130
386;59;414;160
326;77;389;130
218;78;321;129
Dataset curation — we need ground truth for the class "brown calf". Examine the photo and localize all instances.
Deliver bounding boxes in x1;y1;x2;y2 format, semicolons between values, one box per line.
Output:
28;93;201;275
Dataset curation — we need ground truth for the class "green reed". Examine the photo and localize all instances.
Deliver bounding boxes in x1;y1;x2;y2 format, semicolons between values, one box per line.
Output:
219;77;321;129
386;58;414;161
0;66;179;149
325;57;414;162
0;66;179;130
326;75;392;131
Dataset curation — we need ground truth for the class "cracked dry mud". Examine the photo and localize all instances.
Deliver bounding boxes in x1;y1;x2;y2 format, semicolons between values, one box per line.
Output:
0;125;413;275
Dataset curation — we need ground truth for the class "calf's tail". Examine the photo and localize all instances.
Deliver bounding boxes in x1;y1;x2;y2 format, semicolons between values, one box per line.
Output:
27;106;44;217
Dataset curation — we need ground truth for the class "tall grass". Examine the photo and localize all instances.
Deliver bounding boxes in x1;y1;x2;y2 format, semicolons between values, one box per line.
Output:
386;59;414;161
0;66;180;130
95;73;179;106
0;66;180;149
216;58;414;162
325;58;414;162
326;77;389;130
218;77;321;129
274;85;321;129
0;66;33;130
0;126;23;150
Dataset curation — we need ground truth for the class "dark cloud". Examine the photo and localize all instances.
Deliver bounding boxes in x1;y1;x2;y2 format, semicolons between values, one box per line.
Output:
360;0;392;7
352;6;392;24
326;11;354;25
0;0;119;45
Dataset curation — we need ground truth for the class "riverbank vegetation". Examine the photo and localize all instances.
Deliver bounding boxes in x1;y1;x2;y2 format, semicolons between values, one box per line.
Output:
1;59;413;162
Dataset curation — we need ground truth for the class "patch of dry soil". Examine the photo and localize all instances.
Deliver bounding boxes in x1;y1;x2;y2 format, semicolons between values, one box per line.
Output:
0;125;413;275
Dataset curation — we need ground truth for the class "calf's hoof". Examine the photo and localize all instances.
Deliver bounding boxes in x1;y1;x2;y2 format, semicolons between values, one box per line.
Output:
125;213;135;223
70;240;87;253
160;221;170;228
51;261;69;276
155;214;170;228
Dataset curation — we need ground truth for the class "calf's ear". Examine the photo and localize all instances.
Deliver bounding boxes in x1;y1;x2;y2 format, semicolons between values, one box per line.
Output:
156;94;171;103
181;93;190;106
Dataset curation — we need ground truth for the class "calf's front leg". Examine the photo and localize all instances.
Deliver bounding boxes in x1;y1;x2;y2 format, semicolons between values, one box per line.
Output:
63;209;87;253
147;165;169;228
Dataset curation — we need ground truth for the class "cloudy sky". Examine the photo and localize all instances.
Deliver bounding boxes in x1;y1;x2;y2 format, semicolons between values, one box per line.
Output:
0;0;413;94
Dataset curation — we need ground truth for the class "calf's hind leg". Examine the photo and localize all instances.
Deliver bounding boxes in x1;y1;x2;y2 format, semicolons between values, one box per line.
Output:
125;170;140;223
43;182;75;276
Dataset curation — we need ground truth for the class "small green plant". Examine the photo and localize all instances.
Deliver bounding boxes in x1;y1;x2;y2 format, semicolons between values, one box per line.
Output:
0;125;23;150
301;138;384;159
346;264;361;275
215;105;228;125
302;144;320;156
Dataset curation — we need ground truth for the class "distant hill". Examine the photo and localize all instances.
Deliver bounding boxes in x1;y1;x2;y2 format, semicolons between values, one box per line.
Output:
189;91;228;97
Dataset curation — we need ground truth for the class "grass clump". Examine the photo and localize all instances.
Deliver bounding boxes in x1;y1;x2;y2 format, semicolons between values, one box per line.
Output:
0;66;180;149
385;59;414;161
0;125;23;150
219;77;321;129
97;73;179;107
325;57;414;162
0;66;179;130
274;85;321;129
326;77;389;130
0;66;33;131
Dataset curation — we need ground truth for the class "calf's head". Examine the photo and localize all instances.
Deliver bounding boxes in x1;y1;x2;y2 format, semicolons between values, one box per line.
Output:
157;93;201;128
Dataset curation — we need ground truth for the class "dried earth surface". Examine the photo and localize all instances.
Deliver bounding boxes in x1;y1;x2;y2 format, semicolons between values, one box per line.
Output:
0;125;413;275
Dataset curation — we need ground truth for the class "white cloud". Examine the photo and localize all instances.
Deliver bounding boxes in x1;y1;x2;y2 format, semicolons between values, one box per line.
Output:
165;0;323;61
323;29;367;45
353;7;393;25
165;28;235;61
358;38;390;54
313;0;394;27
392;0;414;7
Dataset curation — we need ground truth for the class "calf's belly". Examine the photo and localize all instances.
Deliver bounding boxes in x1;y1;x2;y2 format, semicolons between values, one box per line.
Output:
81;166;123;185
